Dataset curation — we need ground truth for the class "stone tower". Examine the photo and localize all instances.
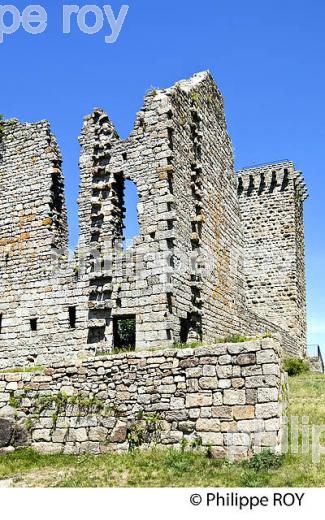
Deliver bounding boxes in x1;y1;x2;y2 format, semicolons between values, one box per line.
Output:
0;120;88;368
237;161;308;356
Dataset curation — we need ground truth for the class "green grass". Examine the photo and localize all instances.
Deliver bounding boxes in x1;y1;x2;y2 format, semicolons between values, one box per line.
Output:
95;335;267;357
95;348;135;357
97;342;204;355
0;448;280;488
215;334;250;343
0;365;44;374
173;341;204;349
0;372;325;487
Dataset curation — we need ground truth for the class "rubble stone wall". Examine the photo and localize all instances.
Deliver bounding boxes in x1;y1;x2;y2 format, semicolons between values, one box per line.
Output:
0;339;286;458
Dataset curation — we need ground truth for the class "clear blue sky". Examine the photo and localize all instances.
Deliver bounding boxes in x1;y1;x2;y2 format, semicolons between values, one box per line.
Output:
1;1;324;353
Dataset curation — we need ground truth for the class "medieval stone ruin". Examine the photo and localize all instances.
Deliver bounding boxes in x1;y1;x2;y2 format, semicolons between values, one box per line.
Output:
0;72;319;457
0;71;309;367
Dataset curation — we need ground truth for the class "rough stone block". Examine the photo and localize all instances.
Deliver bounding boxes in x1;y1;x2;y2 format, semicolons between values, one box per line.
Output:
186;393;212;408
212;392;223;405
257;388;278;403
218;379;231;389
32;429;52;442
256;350;278;364
52;429;68;443
0;418;14;448
88;426;108;442
220;421;238;433
157;384;176;394
209;446;226;459
253;431;278;447
264;418;280;431
217;365;233;379
68;428;88;443
200;432;224;446
199;377;219;390
237;354;256;366
160;431;183;444
33;442;63;454
232;378;245;388
223;389;246;405
237;419;264;433
211;406;232;419
203;365;216;377
262;364;280;376
110;422;127;443
178;421;196;434
196;418;221;432
255;403;280;419
225;432;250;446
218;355;232;365
233;405;255;420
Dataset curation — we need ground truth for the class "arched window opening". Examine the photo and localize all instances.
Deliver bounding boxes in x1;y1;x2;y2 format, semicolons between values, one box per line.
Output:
123;179;140;250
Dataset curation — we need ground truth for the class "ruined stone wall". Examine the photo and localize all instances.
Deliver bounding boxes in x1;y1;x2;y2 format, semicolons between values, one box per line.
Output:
166;73;246;344
0;120;67;272
0;73;309;366
78;96;177;349
0;120;90;369
77;72;253;352
0;339;285;459
308;356;324;373
237;161;308;356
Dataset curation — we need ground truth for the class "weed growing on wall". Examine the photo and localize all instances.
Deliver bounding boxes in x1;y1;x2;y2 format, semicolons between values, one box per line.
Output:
127;411;162;451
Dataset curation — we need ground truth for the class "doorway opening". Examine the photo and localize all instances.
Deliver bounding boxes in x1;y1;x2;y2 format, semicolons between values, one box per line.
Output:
180;317;189;344
113;315;136;351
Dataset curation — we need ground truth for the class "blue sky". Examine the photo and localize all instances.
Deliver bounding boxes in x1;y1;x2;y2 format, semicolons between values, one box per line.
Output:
1;0;324;352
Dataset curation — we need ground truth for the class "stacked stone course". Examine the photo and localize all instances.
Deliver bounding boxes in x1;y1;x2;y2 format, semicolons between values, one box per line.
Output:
0;338;286;458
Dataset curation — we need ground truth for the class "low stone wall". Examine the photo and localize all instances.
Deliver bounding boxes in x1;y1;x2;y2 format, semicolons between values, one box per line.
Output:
0;339;286;459
307;355;324;374
236;304;299;357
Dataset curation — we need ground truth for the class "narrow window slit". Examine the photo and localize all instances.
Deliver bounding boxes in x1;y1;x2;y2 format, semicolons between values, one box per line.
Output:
69;306;76;328
123;179;140;250
30;318;38;331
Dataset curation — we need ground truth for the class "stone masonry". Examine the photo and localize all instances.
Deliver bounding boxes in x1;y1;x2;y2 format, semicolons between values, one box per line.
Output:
237;162;308;357
0;119;89;369
0;72;309;368
0;338;286;458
